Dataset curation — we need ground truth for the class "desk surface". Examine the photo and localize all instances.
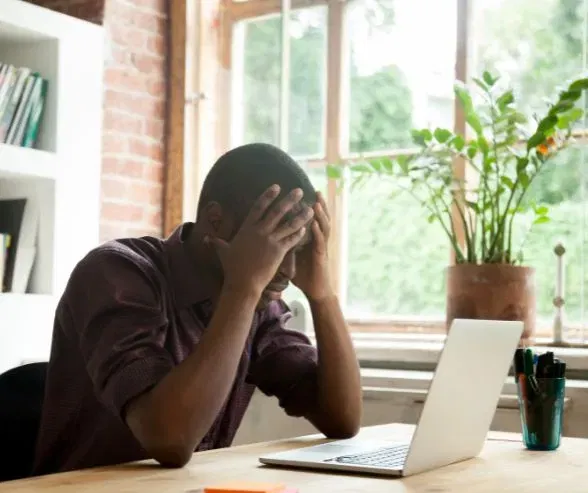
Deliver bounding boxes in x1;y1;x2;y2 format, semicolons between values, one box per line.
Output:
2;424;587;492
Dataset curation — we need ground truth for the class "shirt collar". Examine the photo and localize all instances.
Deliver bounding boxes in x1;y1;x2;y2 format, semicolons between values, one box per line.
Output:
164;222;219;308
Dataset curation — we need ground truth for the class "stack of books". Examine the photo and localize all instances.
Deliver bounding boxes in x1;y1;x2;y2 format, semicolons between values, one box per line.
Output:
0;62;48;148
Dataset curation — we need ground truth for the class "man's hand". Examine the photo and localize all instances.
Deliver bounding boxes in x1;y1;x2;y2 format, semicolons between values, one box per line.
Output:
292;191;334;302
207;185;314;297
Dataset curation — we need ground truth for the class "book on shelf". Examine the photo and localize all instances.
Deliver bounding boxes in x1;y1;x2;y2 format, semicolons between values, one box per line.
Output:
0;233;10;292
0;198;38;294
0;62;48;149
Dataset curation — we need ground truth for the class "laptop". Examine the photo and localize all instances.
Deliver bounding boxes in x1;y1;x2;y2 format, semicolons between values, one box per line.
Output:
259;318;523;477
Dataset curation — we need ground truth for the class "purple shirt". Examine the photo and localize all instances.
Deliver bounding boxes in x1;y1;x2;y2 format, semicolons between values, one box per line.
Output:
33;223;318;475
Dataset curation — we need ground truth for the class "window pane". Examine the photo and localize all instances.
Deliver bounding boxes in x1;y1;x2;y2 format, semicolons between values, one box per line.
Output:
345;0;457;155
288;7;327;158
474;0;585;116
510;145;588;339
475;0;588;339
232;7;327;158
345;175;449;319
234;15;281;146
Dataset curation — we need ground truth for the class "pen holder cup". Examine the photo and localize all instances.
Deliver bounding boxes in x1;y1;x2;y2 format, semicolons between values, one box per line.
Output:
516;376;565;451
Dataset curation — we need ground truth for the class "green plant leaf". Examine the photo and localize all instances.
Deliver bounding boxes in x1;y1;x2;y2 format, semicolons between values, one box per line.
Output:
496;90;514;110
411;128;433;146
518;171;530;188
516;156;529;172
465;200;480;213
569;78;588;92
454;82;474;113
350;163;371;173
550;100;575;115
466;144;478;159
451;134;465;151
434;127;453;143
472;77;488;92
483;70;497;86
526;132;546;150
557;107;584;128
537;115;558;134
380;157;394;171
397;156;410;174
326;165;342;179
427;213;437;224
535;205;549;215
558;89;582;103
477;135;489;154
369;159;382;172
533;215;550;225
466;113;483;135
500;176;514;189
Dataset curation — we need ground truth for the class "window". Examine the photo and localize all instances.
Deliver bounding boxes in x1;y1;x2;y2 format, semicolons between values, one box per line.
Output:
473;0;588;341
208;0;588;343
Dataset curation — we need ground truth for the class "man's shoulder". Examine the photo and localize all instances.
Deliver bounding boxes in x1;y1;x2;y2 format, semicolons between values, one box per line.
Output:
82;235;165;274
64;235;169;296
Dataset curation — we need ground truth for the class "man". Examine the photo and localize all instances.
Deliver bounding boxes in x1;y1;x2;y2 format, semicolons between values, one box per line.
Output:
33;143;362;475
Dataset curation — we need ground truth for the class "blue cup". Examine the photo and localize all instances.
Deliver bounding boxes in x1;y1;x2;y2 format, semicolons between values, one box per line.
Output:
516;376;565;450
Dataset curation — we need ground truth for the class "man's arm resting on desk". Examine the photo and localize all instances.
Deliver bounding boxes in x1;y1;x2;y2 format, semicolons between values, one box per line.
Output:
305;295;362;438
250;296;361;440
125;285;259;468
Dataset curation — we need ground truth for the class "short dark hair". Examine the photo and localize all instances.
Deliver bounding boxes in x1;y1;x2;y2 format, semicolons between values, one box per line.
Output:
196;143;317;221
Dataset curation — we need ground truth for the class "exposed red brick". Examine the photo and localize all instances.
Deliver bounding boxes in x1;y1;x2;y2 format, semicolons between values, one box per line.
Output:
27;0;168;242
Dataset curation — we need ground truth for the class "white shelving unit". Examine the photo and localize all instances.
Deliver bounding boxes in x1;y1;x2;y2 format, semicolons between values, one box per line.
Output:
0;0;103;373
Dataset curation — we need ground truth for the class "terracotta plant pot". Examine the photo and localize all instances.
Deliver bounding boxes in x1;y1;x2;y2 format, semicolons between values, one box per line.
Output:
446;264;536;343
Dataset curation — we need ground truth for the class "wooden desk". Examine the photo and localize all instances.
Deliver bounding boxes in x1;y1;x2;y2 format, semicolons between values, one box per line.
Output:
2;424;587;492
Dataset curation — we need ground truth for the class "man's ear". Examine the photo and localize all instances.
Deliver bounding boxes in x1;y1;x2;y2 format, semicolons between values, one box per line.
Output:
202;201;223;232
202;201;234;239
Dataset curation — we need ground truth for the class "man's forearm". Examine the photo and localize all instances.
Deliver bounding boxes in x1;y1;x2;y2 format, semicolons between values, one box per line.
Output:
125;284;260;467
308;295;362;438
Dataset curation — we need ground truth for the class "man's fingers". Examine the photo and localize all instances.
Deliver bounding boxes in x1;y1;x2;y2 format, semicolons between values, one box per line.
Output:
204;235;229;251
261;188;304;231
314;202;330;238
282;226;307;250
273;206;314;241
311;220;326;251
316;191;330;220
244;184;282;225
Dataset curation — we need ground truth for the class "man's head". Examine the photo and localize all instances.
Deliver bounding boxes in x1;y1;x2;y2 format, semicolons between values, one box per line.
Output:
196;143;317;306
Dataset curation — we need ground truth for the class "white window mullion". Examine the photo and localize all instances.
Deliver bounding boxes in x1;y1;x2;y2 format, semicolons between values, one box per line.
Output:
580;0;588;342
279;0;291;150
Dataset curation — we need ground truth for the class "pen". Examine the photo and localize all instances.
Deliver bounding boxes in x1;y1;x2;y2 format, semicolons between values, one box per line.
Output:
524;348;540;396
514;348;525;383
536;352;554;378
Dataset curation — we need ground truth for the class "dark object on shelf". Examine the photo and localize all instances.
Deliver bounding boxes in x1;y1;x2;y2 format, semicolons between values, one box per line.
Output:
0;362;48;481
0;198;26;292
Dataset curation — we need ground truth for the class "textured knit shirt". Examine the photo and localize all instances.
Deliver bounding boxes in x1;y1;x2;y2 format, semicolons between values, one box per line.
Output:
32;223;318;475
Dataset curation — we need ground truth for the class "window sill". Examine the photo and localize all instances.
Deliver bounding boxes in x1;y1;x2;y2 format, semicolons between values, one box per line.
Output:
308;331;588;375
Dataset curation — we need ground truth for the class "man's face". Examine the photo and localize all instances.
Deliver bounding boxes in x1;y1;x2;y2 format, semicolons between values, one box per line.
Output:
202;194;315;309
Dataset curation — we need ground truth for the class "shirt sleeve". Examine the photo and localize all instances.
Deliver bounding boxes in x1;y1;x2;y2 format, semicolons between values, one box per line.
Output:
62;245;174;418
247;300;319;417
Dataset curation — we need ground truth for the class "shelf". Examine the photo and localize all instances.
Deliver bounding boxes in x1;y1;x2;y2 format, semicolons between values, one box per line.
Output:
0;143;57;180
0;292;54;302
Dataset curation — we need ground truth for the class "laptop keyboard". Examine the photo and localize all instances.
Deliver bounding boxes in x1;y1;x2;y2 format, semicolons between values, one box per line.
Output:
331;444;410;469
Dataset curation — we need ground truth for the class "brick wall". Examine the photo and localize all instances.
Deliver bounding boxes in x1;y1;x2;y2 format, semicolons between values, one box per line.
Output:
26;0;167;241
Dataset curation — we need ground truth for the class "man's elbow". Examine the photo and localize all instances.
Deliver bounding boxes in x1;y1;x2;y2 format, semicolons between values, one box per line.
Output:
149;442;193;468
324;419;361;439
311;409;361;439
125;398;194;468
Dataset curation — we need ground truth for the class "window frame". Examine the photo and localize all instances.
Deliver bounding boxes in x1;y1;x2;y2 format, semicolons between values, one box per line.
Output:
166;0;588;350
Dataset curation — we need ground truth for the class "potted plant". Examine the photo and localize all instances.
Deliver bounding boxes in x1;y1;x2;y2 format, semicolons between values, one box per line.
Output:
327;71;588;341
